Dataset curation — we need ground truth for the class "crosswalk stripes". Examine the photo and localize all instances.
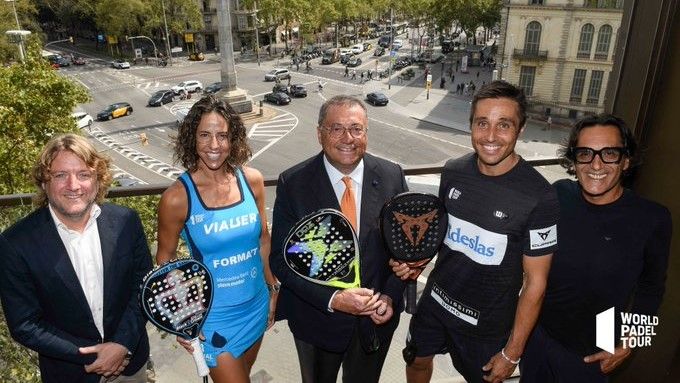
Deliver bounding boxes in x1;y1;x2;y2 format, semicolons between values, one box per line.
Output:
89;127;183;180
248;112;299;160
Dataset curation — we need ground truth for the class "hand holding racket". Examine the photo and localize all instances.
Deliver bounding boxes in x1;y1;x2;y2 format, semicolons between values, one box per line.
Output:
380;192;448;314
140;259;213;378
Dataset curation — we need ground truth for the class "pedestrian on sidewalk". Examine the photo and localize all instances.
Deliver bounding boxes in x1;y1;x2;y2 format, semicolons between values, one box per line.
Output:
451;74;455;85
440;77;446;89
360;71;364;83
344;66;349;77
351;69;356;79
368;69;372;80
476;71;480;79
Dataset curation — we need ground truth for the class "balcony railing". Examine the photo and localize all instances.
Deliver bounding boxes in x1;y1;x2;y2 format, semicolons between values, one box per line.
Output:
0;161;561;208
513;49;548;60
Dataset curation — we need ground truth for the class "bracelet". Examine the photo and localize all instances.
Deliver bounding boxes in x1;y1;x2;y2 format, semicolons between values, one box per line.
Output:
267;281;281;294
501;348;520;365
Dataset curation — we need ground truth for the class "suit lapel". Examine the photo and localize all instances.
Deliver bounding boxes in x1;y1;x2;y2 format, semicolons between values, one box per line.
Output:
359;154;381;245
38;208;93;319
97;206;117;329
310;153;340;210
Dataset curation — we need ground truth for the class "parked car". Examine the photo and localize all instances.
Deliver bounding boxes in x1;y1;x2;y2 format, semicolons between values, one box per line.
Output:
203;82;224;94
97;102;133;120
71;112;93;129
172;80;203;94
111;59;131;69
340;53;353;65
264;92;291;105
147;90;175;106
264;68;291;81
347;56;362;67
414;51;446;63
366;92;389;106
363;42;373;51
72;56;86;65
351;43;364;55
374;46;386;56
378;35;392;48
289;84;307;97
340;48;352;58
392;39;404;50
272;84;288;93
55;57;70;67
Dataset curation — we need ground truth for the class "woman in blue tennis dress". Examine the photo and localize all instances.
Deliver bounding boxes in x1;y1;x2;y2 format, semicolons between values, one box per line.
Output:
156;95;279;382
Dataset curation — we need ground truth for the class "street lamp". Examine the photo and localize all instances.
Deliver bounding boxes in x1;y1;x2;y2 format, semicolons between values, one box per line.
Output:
5;30;30;62
126;35;159;62
252;1;261;66
160;0;172;66
5;0;25;61
44;37;73;48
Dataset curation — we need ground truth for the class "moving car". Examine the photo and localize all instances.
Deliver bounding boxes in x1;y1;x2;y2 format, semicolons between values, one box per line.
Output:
363;42;373;51
55;57;70;67
351;43;364;55
171;80;203;94
264;92;291;105
378;35;392;48
347;56;362;67
374;46;386;56
264;68;291;81
322;48;340;64
203;82;224;94
111;59;131;69
147;90;175;106
392;39;404;50
289;84;307;98
71;112;94;130
366;92;389;106
97;102;133;120
72;56;86;65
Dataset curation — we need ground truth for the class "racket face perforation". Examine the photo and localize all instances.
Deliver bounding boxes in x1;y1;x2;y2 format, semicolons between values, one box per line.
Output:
283;209;360;288
141;259;213;339
380;193;448;261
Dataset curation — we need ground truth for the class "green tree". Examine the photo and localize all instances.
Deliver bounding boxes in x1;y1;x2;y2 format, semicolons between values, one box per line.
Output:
0;0;40;63
0;39;90;195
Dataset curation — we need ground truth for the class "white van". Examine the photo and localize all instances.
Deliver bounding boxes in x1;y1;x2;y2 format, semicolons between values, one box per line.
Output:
351;43;364;54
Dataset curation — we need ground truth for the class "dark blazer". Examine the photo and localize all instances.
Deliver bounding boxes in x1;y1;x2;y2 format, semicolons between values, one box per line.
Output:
0;203;152;383
270;152;408;353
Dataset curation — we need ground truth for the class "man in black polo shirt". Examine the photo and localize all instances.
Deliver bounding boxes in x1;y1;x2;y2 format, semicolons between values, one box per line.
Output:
398;81;559;383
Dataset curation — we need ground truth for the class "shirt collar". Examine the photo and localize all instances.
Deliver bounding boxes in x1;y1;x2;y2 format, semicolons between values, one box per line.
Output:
323;155;364;186
49;203;101;233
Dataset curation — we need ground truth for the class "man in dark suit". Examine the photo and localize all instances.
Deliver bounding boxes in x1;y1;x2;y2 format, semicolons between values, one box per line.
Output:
0;133;152;383
270;95;408;383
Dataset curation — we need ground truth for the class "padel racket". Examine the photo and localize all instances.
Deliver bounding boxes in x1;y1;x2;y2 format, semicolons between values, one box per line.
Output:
380;192;448;314
284;208;360;289
140;258;213;378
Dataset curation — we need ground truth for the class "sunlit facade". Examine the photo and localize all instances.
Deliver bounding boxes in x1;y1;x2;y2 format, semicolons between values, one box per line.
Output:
498;0;624;119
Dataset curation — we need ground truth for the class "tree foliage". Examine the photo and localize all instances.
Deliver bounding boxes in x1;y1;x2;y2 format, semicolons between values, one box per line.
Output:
0;0;40;63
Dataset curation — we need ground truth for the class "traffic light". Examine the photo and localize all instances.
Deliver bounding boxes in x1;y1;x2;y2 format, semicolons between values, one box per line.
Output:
140;133;149;146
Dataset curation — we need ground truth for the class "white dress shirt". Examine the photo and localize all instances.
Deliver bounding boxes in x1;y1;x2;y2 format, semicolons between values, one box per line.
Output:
49;204;105;337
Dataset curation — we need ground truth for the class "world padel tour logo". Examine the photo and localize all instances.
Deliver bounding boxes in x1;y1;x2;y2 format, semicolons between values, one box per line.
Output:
596;307;659;353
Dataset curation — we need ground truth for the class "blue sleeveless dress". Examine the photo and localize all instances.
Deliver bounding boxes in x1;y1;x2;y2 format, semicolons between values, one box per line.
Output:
179;169;268;367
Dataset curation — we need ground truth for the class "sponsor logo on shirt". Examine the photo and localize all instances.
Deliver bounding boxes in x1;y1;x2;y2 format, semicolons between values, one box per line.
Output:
212;247;258;268
444;215;508;265
202;213;258;235
529;224;557;250
448;187;461;200
494;210;508;219
431;283;479;325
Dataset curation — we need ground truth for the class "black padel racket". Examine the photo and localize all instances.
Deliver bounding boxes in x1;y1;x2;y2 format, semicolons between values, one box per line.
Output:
140;259;213;378
284;208;361;289
380;192;448;314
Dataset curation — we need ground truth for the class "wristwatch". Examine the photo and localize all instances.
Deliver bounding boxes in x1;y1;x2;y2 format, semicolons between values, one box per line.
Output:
267;281;281;294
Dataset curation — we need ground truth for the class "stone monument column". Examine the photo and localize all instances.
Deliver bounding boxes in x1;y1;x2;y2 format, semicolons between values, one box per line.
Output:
215;0;253;113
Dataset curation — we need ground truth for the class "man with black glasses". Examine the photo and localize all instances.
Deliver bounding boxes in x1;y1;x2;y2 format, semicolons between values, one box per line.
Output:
270;95;408;382
521;114;672;382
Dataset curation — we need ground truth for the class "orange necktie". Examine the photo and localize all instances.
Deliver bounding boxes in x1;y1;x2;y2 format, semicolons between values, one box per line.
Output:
341;176;357;231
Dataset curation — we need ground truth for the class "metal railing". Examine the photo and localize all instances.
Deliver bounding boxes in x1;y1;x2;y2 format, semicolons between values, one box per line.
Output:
513;49;548;60
0;160;562;208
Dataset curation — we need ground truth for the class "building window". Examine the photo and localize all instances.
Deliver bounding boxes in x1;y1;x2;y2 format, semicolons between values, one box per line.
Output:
519;66;536;96
594;25;612;60
587;70;604;104
237;15;248;30
577;24;594;59
529;0;544;4
524;21;542;55
570;69;587;102
585;0;622;8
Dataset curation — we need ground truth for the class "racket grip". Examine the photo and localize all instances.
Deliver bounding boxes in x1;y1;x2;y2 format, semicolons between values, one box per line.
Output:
406;280;417;314
190;337;210;377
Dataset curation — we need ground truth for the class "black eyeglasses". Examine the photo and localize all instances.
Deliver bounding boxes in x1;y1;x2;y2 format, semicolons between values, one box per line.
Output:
571;147;626;164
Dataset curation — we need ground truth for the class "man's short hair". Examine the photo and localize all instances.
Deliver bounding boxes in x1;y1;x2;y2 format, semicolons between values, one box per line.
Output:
32;133;112;207
559;113;638;175
317;95;367;127
469;81;527;129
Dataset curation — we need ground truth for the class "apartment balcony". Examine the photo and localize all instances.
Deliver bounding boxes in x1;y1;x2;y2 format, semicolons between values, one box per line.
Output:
513;48;548;61
202;7;217;14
